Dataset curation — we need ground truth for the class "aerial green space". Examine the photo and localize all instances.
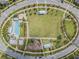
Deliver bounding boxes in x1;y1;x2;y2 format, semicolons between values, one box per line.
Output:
1;5;77;55
64;19;76;39
28;8;64;37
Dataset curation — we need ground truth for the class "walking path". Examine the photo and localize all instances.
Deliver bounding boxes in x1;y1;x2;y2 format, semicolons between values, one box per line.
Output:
0;0;79;59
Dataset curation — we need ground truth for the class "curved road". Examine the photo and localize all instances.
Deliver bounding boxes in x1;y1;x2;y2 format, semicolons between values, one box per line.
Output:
0;0;79;59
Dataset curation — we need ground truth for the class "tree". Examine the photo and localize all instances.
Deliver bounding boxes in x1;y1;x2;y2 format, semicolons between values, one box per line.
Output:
57;34;62;40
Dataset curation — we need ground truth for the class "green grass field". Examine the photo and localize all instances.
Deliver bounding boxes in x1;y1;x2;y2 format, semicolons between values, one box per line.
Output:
26;8;77;50
64;18;76;39
20;22;26;37
28;8;64;37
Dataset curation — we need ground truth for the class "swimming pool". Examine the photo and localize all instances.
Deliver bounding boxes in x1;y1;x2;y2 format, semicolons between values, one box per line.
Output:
8;17;20;37
14;19;20;37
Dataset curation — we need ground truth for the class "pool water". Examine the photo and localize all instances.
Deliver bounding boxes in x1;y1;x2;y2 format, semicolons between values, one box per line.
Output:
14;20;20;37
9;18;20;37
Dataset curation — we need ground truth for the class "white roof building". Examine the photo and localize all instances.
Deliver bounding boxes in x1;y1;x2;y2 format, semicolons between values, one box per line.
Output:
36;10;47;15
9;39;24;45
43;43;52;49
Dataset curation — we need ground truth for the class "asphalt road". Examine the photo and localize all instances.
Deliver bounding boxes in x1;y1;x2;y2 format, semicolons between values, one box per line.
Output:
0;0;79;59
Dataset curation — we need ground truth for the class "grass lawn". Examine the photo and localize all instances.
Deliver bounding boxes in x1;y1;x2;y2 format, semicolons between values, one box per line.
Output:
64;19;76;39
66;0;74;3
42;39;51;44
27;8;74;50
20;22;26;37
28;8;64;37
